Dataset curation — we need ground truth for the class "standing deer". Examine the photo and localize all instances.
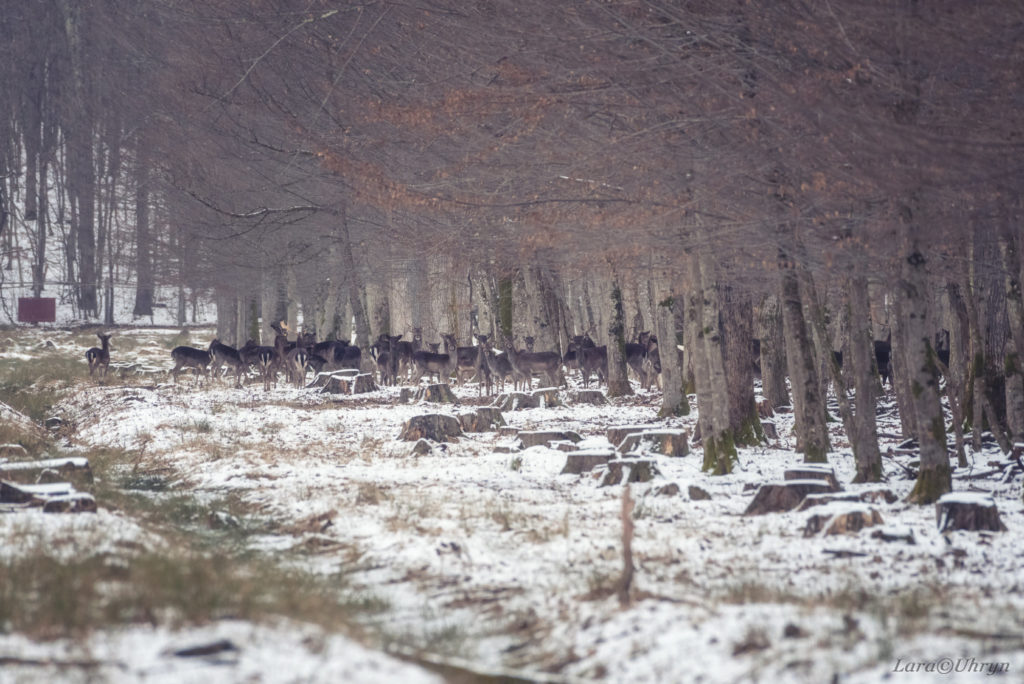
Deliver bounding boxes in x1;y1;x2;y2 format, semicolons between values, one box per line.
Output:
85;333;112;379
209;338;246;387
392;328;423;380
252;322;289;390
411;333;456;384
578;344;608;388
501;335;563;390
170;345;212;384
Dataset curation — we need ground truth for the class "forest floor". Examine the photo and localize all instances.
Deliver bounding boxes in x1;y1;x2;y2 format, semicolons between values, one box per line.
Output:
1;326;1023;683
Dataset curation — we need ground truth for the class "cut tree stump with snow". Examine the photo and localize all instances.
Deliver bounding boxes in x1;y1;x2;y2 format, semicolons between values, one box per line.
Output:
797;488;896;512
317;372;377;395
560;450;616;475
491;388;562;411
518;430;582;449
458;408;506;432
618;429;689;457
606;425;657;449
415;383;458;404
398;414;463;442
599;457;661;486
569;390;608;405
936;493;1007;533
783;465;841;492
803;504;883;537
744;480;837;515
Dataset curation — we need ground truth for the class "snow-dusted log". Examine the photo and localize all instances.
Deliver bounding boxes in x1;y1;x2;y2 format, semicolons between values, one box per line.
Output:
398;414;462;442
935;493;1006;532
797;489;896;511
0;456;93;485
42;493;97;514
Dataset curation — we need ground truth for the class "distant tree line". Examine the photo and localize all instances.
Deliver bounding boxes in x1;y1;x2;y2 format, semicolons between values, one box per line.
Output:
0;1;1021;502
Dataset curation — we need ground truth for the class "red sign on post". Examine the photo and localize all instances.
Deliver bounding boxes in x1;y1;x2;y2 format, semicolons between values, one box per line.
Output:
18;298;57;323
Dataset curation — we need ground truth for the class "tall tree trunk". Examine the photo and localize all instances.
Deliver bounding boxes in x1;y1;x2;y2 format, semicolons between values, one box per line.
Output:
999;229;1024;441
758;295;789;411
685;287;715;459
606;273;634;398
780;254;830;462
133;141;154;317
654;278;688;418
697;250;736;474
848;276;883;481
721;283;761;446
901;240;951;504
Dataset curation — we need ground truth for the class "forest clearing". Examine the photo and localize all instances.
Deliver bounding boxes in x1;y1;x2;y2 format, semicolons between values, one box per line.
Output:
1;326;1022;682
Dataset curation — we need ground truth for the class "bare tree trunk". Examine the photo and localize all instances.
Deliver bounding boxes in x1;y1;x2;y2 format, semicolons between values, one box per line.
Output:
721;283;761;446
606;274;634;398
654;279;688;418
758;295;789;410
901;240;952;504
999;229;1024;441
848;276;883;482
685;287;714;456
132;141;154;317
697;250;736;474
780;255;830;462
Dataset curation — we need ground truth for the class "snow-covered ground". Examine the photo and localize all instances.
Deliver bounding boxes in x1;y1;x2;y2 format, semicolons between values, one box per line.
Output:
2;327;1023;682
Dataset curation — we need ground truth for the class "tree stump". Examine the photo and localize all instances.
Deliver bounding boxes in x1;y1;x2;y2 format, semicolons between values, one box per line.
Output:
688;485;712;501
599;458;660;486
411;439;433;455
655;483;682;497
414;383;458;404
518;430;583;449
491;392;535;411
743;480;836;515
530;387;562;408
560;450;616;475
935;493;1007;532
458;408;506;432
42;493;97;514
606;425;656;449
803;504;883;537
784;465;841;492
757;400;774;418
398;414;463;442
319;371;377;394
761;421;778;441
570;390;608;406
618;430;689;457
398;388;415;404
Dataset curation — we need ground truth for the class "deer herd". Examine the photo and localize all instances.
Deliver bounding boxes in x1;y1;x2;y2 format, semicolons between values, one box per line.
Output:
82;324;664;394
